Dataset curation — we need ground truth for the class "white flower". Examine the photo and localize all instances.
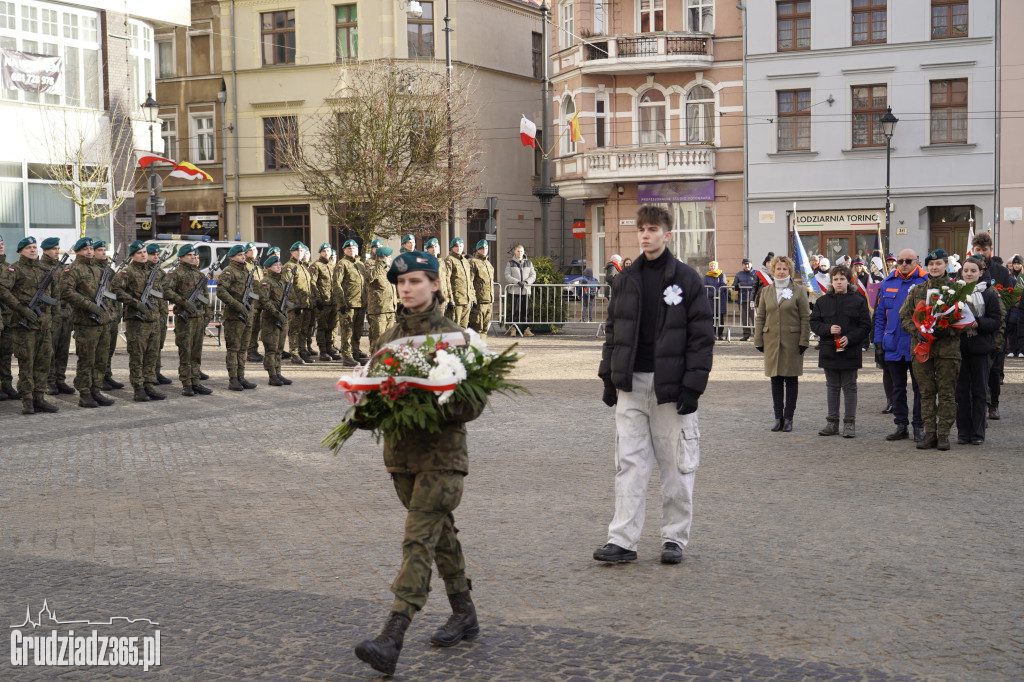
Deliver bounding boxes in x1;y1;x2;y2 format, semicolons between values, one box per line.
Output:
663;284;683;306
437;390;454;404
465;328;487;353
780;288;794;300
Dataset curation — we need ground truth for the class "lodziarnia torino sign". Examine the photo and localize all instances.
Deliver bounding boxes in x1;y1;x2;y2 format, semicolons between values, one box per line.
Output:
0;49;62;94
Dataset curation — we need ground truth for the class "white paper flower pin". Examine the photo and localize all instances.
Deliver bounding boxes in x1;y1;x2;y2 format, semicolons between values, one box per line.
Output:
780;288;794;300
663;284;684;306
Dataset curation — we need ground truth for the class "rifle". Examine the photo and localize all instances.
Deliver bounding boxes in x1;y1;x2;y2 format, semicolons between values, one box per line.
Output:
177;262;219;323
19;253;70;329
275;266;297;329
237;261;260;322
90;251;123;324
136;254;171;322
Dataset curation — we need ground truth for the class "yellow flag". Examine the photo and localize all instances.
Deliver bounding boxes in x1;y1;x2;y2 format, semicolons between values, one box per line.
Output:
569;110;584;143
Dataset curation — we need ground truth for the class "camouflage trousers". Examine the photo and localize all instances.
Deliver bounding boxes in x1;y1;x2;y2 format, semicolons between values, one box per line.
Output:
156;303;169;374
367;313;395;353
223;316;253;378
338;307;365;359
48;310;72;384
261;318;287;377
287;307;313;354
174;315;205;385
0;317;13;386
72;323;110;392
469;303;492;334
389;470;470;618
304;306;317;351
450;304;471;329
11;325;53;398
125;319;160;389
247;309;262;354
99;321;118;380
350;307;365;357
315;306;336;355
912;356;960;436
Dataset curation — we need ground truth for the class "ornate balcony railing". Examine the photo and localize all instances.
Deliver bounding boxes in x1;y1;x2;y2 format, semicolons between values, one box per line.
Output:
555;145;716;186
554;32;713;77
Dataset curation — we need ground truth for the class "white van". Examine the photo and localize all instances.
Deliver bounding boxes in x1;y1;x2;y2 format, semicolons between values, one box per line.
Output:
143;235;270;276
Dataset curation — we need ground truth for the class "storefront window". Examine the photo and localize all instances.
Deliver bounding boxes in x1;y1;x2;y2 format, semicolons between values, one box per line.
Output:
666;201;715;271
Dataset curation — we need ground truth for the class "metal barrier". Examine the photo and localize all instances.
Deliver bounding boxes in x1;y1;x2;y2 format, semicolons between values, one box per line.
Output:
704;284;757;341
498;282;611;337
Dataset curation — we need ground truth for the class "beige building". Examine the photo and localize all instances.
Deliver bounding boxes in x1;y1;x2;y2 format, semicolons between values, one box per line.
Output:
549;0;744;275
998;0;1023;258
216;0;581;268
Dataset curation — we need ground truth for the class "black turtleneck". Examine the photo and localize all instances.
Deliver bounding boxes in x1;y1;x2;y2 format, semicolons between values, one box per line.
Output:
634;249;670;372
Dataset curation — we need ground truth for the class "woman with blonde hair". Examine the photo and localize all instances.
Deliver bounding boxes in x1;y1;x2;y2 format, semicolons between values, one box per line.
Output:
754;255;811;431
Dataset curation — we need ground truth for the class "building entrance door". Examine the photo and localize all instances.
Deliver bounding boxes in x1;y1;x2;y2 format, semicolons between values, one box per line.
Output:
929;206;972;256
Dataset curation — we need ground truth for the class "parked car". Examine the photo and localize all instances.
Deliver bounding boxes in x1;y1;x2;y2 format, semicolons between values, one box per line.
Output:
144;235;269;277
559;260;587;299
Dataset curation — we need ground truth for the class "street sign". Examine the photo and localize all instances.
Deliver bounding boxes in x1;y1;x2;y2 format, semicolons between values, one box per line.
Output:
572;221;586;239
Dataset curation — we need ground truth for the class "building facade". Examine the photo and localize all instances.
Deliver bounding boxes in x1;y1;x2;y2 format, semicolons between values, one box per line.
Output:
745;0;996;265
997;0;1022;258
549;0;744;276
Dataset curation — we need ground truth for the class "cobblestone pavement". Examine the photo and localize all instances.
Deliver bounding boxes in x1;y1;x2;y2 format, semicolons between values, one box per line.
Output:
0;331;1021;680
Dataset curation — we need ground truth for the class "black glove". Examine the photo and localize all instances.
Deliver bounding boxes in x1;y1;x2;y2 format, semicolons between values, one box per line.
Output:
755;346;764;353
799;345;808;355
676;389;700;416
183;301;198;315
87;302;105;317
874;344;885;364
602;379;617;407
20;307;39;325
338;304;349;315
316;300;325;311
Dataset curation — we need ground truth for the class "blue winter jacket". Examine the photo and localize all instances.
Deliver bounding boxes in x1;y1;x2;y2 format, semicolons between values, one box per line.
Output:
873;266;927;361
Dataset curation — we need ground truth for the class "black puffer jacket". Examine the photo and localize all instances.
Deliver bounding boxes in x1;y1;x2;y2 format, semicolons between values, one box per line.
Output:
598;250;715;403
960;286;1002;355
808;289;872;370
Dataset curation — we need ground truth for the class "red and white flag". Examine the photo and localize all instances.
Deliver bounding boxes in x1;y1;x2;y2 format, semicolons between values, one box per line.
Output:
520;115;537;148
138;155;175;168
169;161;213;182
756;270;773;287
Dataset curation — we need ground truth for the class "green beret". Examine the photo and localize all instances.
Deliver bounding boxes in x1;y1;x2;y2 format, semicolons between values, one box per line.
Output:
128;240;145;256
425;237;439;249
92;240;107;249
244;242;255;251
343;239;357;249
289;241;306;252
268;246;280;255
16;236;37;252
925;249;949;265
72;237;94;252
145;243;161;254
369;238;383;248
227;244;246;258
178;244;196;257
40;237;60;250
375;246;394;258
476;239;488;251
388;251;438;284
263;255;280;268
319;242;331;253
402;234;415;244
450;237;463;248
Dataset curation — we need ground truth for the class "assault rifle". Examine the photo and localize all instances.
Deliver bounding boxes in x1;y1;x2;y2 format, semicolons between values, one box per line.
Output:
19;253;69;329
275;266;297;329
237;261;260;322
177;261;219;323
136;254;171;321
90;251;123;324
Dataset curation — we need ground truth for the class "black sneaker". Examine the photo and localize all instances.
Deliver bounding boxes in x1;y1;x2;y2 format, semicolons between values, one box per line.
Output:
661;542;683;564
593;543;637;563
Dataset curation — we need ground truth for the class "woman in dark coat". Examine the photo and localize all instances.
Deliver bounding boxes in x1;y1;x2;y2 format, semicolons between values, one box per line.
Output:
955;257;1003;445
808;264;872;437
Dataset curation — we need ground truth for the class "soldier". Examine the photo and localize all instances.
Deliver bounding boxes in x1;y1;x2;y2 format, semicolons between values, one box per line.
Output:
257;254;293;386
244;242;265;363
399;233;416;254
0;236;60;413
354;251;484;676
469;239;495;335
366;246;396;350
425;238;453;318
900;249;963;451
367;238;383;264
0;233;16;401
283;242;315;364
335;239;364;367
40;237;75;396
216;244;259;391
145;244;173;386
301;245;318;359
163;244;213;396
310;242;337;361
445;237;475;327
112;241;165;402
353;245;369;361
91;242;125;391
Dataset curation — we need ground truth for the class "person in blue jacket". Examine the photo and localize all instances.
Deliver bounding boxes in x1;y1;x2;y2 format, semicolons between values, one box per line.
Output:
874;248;928;442
733;259;757;341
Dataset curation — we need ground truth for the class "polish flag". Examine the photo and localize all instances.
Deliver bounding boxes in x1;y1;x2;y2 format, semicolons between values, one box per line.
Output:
138;155;175;168
520;115;537;148
169;161;213;182
756;270;773;287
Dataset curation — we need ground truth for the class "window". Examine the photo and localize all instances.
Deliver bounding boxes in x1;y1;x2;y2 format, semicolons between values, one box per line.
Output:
559;1;573;49
852;84;887;147
41;7;56;36
595;97;607;148
777;89;811;151
852;0;886;44
561;96;577;155
930;79;968;143
408;1;433;58
777;2;810;51
21;5;37;33
156;37;175;78
264;116;298;170
192;115;215;162
189;33;210;75
638;89;666;145
336;4;357;59
129;20;154;111
0;2;14;30
161;115;177;160
932;0;967;39
261;10;295;65
594;0;605;34
409;112;435;165
532;32;542;79
640;0;664;33
687;0;714;33
255;205;310;256
686;85;715;145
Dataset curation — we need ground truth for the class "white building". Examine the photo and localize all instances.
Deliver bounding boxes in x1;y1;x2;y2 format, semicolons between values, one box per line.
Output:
744;0;995;264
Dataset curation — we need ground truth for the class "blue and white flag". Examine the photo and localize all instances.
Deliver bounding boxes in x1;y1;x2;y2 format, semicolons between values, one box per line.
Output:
792;223;824;295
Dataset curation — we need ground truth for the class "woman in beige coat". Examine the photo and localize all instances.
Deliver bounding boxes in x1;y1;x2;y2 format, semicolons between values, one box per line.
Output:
754;255;811;432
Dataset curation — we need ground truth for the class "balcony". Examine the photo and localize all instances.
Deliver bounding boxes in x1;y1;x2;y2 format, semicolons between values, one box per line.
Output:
554;145;716;200
553;32;713;79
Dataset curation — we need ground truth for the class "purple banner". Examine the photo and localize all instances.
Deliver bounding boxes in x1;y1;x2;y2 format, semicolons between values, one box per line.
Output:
867;282;883;308
637;180;715;204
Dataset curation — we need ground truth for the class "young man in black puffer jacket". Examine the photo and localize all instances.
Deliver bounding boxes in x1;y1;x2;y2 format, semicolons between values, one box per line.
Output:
594;206;715;565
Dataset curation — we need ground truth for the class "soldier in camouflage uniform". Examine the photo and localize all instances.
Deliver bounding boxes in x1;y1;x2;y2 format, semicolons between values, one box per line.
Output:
900;249;963;451
399;233;416;254
0;236;60;413
216;244;259;391
355;251;483;677
163;244;213;396
336;239;363;367
353;249;369;360
283;242;315;364
469;239;495;335
59;237;116;408
366;246;397;350
39;237;75;396
245;243;265;363
0;234;17;401
301;246;318;357
257;254;293;386
144;244;173;385
112;241;165;402
91;242;125;391
310;243;337;361
444;237;475;327
425;238;453;319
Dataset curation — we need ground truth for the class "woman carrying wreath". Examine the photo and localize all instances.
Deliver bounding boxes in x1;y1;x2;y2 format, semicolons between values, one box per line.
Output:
754;255;811;432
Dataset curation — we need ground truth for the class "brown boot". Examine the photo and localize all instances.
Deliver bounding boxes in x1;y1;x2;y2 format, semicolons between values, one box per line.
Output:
937;435;951;451
354;612;411;676
988;406;1000;420
78;391;99;408
228;377;244;391
916;433;938;449
33;396;59;413
429;591;479;647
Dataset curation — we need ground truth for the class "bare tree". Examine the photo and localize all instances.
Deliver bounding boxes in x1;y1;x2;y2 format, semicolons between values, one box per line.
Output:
280;59;482;244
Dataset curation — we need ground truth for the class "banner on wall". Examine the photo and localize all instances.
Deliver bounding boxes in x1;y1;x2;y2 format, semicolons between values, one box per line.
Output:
637;180;715;204
0;49;62;94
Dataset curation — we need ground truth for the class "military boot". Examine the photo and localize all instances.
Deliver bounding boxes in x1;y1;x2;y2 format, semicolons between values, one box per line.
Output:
319;353;333;363
33;396;59;413
916;433;938;449
429;591;479;647
818;417;839;436
181;384;195;397
133;388;151;402
192;383;213;395
0;389;6;401
246;351;264;362
936;435;951;451
103;376;125;390
91;390;115;407
3;383;21;399
228;377;244;391
354;612;411;676
78;391;99;408
239;376;257;389
886;424;909;441
277;374;293;385
156;373;173;385
56;380;75;394
842;418;856;438
341;356;359;368
144;386;166;400
46;383;59;396
21;398;35;415
199;370;211;381
268;375;284;386
291;354;306;365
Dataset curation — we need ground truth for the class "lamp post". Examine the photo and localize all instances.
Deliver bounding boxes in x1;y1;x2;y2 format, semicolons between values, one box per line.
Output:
141;92;160;238
880;106;898;260
443;0;453;247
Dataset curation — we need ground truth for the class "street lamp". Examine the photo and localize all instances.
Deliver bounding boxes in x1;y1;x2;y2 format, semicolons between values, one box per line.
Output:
141;92;160;238
880;106;898;261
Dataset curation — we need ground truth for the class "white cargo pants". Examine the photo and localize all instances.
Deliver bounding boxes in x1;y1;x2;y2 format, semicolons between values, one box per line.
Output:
606;372;700;552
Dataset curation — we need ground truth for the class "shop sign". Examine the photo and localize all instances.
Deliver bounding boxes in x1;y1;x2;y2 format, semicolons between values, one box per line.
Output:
189;214;218;231
637;180;715;204
792;209;882;232
758;211;776;224
0;49;62;93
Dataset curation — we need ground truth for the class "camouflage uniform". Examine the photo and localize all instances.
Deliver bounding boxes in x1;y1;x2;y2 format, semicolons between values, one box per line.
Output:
42;252;73;389
59;256;113;393
153;265;170;378
436;257;453;312
0;253;14;395
216;260;257;380
258;270;290;378
310;255;335;357
366;259;397;350
352;259;369;357
112;260;161;390
445;251;475;328
245;258;264;357
900;276;964;436
164;262;210;386
469;254;495;334
282;258;314;357
374;303;484;618
0;254;56;398
94;256;122;385
336;255;364;360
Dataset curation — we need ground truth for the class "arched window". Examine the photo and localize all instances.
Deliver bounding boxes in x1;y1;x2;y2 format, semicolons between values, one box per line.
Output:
686;85;715;145
638;89;666;145
561;96;577;154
